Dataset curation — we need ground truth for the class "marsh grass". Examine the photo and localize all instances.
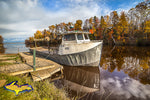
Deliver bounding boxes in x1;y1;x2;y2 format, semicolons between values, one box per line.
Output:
0;73;69;100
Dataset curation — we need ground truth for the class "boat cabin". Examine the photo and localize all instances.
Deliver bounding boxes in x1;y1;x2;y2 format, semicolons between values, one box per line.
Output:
62;31;90;44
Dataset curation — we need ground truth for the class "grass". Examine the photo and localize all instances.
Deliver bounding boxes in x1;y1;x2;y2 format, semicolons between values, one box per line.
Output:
3;55;17;57
0;62;14;66
0;73;69;100
0;54;22;66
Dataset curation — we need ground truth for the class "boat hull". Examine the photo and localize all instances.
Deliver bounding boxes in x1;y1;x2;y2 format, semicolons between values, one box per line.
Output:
30;42;102;67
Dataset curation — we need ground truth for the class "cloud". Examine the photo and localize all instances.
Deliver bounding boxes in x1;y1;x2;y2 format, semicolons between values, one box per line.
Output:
101;76;150;99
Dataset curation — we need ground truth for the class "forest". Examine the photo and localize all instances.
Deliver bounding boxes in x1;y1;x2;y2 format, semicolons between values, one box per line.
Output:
26;1;150;46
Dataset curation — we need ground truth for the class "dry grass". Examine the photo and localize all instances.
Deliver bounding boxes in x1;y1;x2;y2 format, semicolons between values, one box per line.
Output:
0;73;70;100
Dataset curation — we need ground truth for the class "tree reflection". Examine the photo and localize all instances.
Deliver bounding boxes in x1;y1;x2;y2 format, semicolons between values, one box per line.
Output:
101;46;150;84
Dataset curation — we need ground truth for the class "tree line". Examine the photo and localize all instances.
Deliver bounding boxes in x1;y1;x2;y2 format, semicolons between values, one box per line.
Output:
0;35;5;54
26;1;150;46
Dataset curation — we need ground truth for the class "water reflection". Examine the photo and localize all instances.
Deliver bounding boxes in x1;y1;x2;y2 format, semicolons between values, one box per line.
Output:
62;46;150;100
81;68;150;100
101;46;150;85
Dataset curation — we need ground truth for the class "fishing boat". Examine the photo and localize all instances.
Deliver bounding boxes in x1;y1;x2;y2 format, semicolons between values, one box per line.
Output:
30;31;103;67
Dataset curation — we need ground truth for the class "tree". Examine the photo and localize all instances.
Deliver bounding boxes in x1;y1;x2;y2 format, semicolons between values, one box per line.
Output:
118;11;128;39
111;11;119;27
110;11;119;43
83;19;90;31
98;16;107;39
74;20;82;30
49;25;56;33
0;35;3;44
144;20;150;39
34;30;43;39
49;25;56;39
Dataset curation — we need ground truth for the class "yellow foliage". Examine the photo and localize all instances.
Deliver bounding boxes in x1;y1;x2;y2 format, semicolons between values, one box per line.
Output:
140;60;149;69
75;20;82;30
34;30;43;39
123;39;125;43
29;37;34;42
117;36;121;40
144;20;150;33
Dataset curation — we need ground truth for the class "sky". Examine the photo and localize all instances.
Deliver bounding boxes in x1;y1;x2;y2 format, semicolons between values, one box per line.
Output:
0;0;144;43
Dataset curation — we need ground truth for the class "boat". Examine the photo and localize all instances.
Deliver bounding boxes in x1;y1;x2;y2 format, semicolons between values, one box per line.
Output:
30;31;103;67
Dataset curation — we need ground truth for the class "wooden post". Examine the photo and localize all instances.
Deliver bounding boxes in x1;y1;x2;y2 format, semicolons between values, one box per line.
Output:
33;48;36;71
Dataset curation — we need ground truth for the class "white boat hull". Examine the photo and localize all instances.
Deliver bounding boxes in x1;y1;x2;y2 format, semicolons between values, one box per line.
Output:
30;41;103;67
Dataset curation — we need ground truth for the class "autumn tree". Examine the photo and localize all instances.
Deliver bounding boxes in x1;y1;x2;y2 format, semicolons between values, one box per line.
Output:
67;22;74;31
49;25;56;39
34;30;43;39
118;11;128;40
83;19;90;31
110;11;119;43
88;17;96;35
74;20;82;30
144;20;150;39
98;16;107;39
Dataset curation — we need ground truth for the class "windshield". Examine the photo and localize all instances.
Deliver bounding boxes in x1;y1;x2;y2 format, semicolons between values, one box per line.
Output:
84;34;89;39
77;34;83;40
64;34;75;41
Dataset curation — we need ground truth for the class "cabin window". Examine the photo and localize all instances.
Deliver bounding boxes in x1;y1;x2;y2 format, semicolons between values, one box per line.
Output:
84;34;89;39
64;34;75;41
77;34;83;40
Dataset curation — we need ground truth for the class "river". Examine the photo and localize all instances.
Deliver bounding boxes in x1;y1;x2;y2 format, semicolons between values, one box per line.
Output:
61;46;150;100
0;42;29;54
1;43;150;100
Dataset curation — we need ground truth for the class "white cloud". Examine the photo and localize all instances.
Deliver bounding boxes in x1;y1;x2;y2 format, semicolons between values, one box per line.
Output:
101;77;150;99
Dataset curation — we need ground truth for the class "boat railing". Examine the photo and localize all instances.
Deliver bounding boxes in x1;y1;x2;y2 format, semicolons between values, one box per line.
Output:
49;47;59;54
91;40;103;43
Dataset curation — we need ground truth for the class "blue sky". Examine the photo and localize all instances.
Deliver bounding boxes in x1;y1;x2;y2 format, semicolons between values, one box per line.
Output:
0;0;144;43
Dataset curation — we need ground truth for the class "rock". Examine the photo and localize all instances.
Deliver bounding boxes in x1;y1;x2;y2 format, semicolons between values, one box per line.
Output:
0;79;6;87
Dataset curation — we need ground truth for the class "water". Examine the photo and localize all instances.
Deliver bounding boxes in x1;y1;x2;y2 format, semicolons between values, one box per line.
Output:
1;43;150;99
2;42;29;54
60;46;150;100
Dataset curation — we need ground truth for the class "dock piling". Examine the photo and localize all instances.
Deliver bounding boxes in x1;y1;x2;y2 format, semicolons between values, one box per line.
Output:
33;48;36;71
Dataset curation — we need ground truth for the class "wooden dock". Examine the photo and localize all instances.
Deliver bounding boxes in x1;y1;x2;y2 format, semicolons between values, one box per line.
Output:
0;52;63;81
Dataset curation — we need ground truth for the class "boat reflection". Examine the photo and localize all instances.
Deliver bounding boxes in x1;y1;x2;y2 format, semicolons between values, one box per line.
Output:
62;66;100;96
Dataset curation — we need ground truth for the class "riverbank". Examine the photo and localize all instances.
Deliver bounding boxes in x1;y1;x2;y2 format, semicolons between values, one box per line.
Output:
0;73;69;100
103;38;150;46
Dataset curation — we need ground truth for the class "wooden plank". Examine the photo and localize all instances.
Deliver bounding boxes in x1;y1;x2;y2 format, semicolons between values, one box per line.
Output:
31;66;63;81
9;65;55;76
